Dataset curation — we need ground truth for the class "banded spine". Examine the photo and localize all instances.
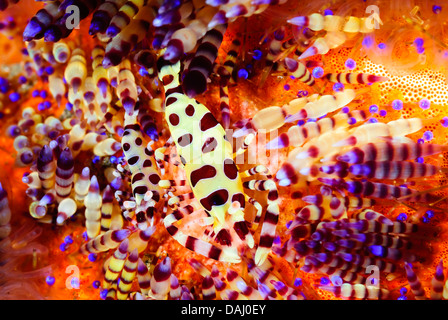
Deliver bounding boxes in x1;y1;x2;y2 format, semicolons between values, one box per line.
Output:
37;145;56;192
55;147;74;201
64;48;87;94
149;257;172;299
284;57;315;86
0;182;11;239
80;229;130;254
117;249;139;300
103;5;157;67
103;238;129;289
23;1;63;41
